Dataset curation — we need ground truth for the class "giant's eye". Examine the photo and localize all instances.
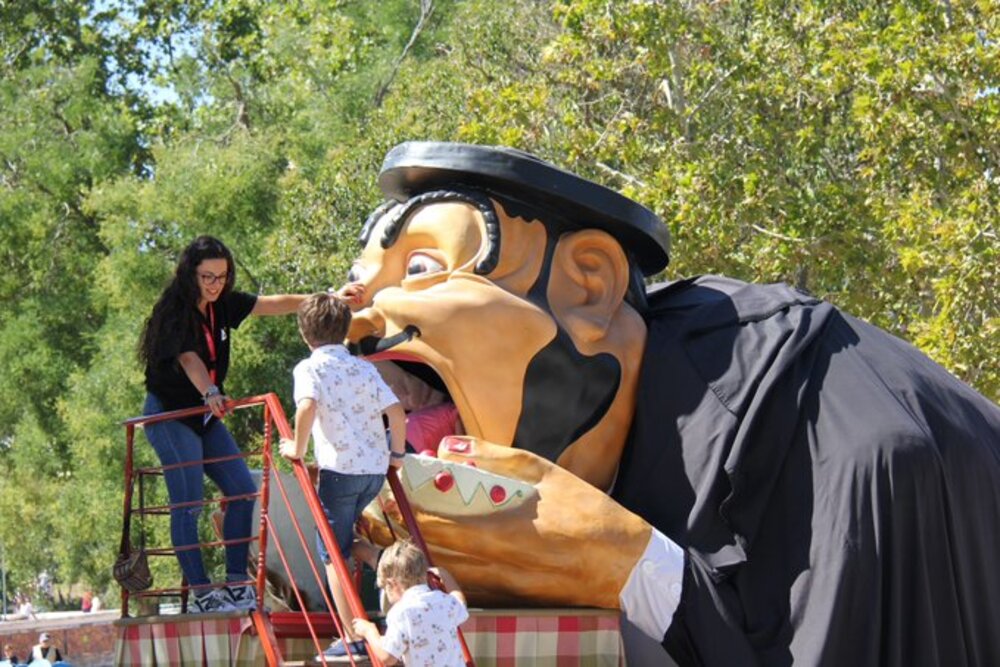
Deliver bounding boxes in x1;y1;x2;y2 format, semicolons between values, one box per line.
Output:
406;252;445;277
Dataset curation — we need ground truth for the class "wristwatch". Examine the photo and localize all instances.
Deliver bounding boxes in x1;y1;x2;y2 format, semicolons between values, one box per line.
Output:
203;384;221;402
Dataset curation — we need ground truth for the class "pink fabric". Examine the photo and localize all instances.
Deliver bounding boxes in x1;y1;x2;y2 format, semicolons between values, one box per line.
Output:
407;403;459;454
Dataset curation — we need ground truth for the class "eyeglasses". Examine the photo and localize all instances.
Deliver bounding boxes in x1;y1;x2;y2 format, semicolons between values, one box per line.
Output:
198;272;229;286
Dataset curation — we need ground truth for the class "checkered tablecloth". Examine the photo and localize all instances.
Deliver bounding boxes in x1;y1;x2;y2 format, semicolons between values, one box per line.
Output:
461;609;625;667
115;608;626;666
116;615;250;665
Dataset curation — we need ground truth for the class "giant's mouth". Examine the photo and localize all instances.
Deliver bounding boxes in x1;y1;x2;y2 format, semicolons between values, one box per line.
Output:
351;318;621;465
360;347;470;455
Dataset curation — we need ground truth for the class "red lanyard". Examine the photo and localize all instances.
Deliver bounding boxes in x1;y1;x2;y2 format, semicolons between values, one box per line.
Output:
201;303;217;384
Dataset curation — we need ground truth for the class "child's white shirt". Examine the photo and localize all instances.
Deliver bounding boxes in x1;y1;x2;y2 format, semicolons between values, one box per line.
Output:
382;584;469;667
292;344;398;474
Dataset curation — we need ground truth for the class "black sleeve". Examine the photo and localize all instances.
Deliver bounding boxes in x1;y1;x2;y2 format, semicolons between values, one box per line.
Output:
175;319;201;357
150;315;198;362
226;290;258;329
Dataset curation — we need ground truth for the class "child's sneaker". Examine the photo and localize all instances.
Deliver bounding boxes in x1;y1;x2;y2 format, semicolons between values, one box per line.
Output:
191;589;239;614
224;583;258;611
315;638;367;662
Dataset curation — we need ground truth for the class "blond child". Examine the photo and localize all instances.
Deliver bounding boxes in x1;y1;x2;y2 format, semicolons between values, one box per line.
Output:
352;540;469;667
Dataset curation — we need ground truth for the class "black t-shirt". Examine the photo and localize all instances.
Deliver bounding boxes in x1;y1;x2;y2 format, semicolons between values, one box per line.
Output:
144;290;257;431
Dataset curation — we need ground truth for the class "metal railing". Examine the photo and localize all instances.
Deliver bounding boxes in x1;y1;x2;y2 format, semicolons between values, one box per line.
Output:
119;392;474;667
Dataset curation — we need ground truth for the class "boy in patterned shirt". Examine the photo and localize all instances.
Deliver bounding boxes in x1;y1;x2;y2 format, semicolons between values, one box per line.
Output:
353;540;469;667
280;291;407;660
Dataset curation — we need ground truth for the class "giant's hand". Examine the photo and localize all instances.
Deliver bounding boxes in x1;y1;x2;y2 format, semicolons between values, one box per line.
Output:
365;436;653;609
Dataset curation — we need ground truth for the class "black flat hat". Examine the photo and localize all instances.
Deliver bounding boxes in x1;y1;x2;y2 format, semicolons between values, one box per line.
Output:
378;141;670;275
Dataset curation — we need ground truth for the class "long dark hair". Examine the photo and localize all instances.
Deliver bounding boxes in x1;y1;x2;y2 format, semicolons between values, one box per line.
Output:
138;236;236;366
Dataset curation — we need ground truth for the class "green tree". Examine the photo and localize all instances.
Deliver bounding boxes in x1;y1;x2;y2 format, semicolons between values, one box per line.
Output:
0;1;146;592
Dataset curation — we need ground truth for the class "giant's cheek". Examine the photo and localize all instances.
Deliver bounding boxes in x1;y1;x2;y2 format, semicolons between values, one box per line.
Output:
376;274;558;448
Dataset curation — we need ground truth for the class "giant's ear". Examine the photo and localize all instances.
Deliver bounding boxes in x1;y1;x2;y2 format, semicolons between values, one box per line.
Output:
547;229;630;344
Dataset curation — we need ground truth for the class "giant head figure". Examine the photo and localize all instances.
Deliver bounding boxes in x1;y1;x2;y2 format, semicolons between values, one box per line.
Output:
348;142;668;490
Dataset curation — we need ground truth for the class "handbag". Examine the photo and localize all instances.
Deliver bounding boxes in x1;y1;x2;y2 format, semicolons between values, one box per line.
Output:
113;474;153;593
113;545;152;593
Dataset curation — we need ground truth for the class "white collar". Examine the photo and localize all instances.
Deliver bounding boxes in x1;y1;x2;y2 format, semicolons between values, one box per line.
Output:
400;583;431;601
311;344;350;358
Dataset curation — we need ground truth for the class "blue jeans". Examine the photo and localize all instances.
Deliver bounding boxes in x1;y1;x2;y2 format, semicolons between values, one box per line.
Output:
143;393;257;587
315;469;384;564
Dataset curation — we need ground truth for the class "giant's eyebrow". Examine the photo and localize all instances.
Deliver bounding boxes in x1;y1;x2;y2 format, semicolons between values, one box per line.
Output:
358;188;501;275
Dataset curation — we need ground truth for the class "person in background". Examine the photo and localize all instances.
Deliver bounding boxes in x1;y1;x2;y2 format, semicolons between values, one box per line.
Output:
12;595;36;621
138;235;312;613
30;633;62;663
2;643;21;666
80;591;92;613
352;540;468;667
279;291;406;661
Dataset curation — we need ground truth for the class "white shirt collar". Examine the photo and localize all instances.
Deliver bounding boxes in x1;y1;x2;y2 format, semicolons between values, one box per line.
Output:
311;343;350;359
400;583;431;601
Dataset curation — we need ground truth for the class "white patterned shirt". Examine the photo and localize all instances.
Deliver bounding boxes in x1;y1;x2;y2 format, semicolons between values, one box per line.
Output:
382;584;469;667
292;344;399;474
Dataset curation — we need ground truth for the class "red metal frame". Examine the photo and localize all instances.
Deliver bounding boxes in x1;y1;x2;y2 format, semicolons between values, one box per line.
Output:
119;395;277;615
118;394;384;667
119;393;475;667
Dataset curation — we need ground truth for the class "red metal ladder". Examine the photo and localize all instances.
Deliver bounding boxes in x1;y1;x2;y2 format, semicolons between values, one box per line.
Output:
119;393;474;666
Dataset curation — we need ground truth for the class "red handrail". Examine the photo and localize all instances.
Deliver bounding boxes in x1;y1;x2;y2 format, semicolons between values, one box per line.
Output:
386;467;476;667
261;395;475;666
262;395;379;667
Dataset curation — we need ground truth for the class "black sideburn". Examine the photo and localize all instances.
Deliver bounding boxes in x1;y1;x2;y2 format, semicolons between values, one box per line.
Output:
512;329;620;462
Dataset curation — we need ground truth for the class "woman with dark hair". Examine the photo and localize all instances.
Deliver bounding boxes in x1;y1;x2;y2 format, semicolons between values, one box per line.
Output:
138;235;312;613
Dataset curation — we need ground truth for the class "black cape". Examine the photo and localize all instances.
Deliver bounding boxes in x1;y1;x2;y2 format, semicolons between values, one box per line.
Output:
613;276;1000;666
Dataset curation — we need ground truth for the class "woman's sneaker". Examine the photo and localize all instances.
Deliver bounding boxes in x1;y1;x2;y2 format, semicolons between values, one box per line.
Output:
191;589;239;613
224;583;258;611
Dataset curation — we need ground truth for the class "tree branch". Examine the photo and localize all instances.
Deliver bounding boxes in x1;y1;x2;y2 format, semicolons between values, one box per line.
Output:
596;161;648;188
750;223;805;243
590;98;628;152
226;71;251;131
374;0;434;108
52;107;76;137
668;45;691;143
688;65;738;120
928;71;999;170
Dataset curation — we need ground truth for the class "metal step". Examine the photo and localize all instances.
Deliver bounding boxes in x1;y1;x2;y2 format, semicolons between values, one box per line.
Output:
284;658;373;666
